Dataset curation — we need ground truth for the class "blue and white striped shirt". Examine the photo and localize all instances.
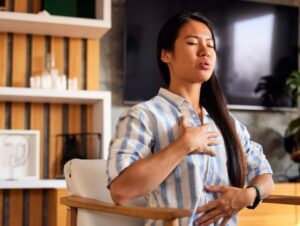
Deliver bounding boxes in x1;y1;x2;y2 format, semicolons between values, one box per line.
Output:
107;88;272;226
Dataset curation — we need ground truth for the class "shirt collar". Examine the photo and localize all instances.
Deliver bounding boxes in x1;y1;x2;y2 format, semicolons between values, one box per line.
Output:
158;88;187;109
158;88;209;117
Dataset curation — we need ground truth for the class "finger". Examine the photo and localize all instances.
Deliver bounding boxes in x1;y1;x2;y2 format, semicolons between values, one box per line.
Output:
193;147;217;156
204;147;217;156
195;208;223;224
220;217;230;226
200;123;210;130
195;213;224;226
204;185;228;193
207;131;220;138
207;139;220;146
196;200;219;213
179;115;188;129
179;116;184;133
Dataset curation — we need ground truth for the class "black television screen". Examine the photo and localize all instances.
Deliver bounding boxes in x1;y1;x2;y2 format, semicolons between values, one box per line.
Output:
123;0;299;109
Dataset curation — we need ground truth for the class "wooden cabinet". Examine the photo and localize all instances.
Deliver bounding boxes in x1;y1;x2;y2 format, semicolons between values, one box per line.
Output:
0;0;111;38
0;87;111;226
0;87;112;158
48;189;69;226
239;183;298;226
0;1;112;225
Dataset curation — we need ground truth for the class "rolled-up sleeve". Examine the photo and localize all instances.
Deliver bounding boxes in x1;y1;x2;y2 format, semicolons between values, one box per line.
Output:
233;116;273;185
106;107;154;185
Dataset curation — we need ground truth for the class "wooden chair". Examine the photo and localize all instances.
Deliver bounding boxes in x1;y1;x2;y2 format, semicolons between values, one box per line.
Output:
60;159;300;226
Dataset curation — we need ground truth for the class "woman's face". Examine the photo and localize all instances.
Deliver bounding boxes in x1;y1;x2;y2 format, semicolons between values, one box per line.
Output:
161;19;216;86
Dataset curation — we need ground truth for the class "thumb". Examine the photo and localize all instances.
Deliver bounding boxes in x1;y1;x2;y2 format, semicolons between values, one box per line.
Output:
179;116;188;129
204;185;227;193
179;116;187;134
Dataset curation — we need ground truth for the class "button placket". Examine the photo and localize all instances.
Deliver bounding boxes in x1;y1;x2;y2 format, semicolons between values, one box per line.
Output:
178;104;192;126
190;109;200;126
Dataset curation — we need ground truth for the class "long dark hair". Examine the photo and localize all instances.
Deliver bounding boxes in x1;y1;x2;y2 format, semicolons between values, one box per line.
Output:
156;11;246;188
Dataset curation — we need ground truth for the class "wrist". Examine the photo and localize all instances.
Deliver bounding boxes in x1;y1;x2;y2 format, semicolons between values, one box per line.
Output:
245;186;257;207
246;184;263;209
169;136;189;156
174;134;193;154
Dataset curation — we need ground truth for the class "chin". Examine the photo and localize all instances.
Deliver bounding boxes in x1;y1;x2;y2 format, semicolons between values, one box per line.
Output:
195;73;213;83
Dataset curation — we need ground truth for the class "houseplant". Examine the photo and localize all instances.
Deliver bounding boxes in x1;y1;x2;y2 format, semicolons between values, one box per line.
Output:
285;70;300;162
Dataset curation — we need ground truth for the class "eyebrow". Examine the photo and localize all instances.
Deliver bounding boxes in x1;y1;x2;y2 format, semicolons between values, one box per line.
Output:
184;35;213;41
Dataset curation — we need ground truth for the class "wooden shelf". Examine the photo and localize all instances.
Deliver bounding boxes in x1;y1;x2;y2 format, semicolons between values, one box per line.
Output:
0;0;111;38
0;87;112;159
0;87;110;104
0;179;66;189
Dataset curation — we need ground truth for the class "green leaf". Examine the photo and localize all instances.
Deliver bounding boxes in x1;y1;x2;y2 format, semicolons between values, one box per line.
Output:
287;71;300;100
294;128;300;143
287;73;300;86
288;117;300;133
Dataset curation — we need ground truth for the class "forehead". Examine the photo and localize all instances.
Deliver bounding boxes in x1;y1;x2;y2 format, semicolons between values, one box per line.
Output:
178;19;212;39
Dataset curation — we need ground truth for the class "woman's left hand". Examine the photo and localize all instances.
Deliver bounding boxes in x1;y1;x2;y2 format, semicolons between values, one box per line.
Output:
194;185;255;226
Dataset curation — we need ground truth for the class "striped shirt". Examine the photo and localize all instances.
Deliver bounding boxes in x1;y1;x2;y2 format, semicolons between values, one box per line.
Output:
107;88;272;226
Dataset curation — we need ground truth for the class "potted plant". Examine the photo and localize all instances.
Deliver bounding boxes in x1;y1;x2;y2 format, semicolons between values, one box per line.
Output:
285;70;300;162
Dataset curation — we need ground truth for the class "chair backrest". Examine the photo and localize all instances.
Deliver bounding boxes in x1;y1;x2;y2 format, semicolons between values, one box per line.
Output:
64;159;146;226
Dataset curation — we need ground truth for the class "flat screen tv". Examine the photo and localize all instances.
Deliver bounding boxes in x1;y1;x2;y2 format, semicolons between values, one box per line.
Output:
123;0;299;110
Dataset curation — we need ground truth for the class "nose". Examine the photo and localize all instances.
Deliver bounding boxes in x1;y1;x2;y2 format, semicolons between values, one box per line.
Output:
197;48;210;58
197;43;210;57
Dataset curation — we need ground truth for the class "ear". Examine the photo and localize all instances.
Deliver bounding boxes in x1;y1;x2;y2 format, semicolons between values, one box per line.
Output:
161;49;171;63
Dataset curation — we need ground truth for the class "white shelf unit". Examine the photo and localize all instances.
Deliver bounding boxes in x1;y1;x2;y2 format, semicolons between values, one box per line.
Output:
0;87;111;159
0;0;111;38
0;179;66;189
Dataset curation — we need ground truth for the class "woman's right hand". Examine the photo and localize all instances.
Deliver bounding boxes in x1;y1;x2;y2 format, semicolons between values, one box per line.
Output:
179;116;220;156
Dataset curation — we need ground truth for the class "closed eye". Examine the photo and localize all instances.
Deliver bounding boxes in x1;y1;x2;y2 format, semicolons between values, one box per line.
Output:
186;41;198;45
185;37;199;45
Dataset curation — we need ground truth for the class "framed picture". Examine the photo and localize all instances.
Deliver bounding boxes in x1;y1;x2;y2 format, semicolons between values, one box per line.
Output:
0;130;40;180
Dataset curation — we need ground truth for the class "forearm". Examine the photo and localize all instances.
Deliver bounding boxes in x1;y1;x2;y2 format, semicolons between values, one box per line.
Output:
249;173;274;198
109;138;189;205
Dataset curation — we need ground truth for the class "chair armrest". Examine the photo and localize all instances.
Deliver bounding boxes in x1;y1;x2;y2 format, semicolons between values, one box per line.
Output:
60;195;192;220
61;194;300;223
263;195;300;205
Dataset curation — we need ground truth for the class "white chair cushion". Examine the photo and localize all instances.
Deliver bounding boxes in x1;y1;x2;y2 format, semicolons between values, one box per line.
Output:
64;159;146;226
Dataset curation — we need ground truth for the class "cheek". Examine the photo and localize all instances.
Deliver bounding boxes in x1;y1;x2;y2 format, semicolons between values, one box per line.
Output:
211;54;217;69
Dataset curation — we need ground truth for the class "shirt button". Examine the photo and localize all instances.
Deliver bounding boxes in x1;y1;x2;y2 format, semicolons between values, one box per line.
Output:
192;114;197;118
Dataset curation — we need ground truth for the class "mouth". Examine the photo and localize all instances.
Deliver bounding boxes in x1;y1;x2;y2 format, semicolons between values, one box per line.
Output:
197;61;211;70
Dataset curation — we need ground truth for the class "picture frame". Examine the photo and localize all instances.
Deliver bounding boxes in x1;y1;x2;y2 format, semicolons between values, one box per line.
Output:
0;130;40;180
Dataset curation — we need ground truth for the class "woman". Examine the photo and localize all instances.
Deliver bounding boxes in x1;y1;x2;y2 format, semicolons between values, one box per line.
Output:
107;11;274;226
